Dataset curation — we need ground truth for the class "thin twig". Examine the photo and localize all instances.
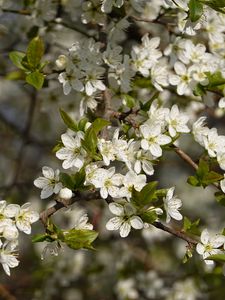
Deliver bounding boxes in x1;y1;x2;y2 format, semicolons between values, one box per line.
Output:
173;146;198;170
153;221;198;245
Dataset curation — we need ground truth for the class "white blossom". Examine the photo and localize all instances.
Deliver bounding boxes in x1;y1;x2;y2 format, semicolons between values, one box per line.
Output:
0;240;19;276
90;167;123;199
163;187;183;223
165;105;190;138
106;202;143;238
15;203;39;235
202;128;225;158
34;166;63;199
56;132;87;170
140;124;171;157
196;229;225;264
119;171;146;200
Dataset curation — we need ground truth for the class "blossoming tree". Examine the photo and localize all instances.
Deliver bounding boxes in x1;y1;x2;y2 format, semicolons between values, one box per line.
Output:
1;0;225;299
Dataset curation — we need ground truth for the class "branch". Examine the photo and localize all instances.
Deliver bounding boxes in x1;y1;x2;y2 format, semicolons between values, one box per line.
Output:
2;8;30;15
173;145;220;190
153;221;198;245
39;191;100;227
173;146;198;170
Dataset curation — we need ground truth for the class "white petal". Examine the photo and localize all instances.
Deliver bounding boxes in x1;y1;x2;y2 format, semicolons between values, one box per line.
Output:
4;205;20;218
174;62;186;75
33;177;49;189
106;217;123;230
150;143;162;157
130;216;143;229
201;229;209;244
16;220;31;234
40;186;53;199
61;133;76;148
211;235;225;248
196;243;205;255
120;222;131;238
42;166;55;179
3;226;19;241
108;203;124;216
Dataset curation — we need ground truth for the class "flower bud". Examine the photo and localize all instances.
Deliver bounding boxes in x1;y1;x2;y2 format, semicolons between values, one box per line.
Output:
55;55;68;70
59;188;73;200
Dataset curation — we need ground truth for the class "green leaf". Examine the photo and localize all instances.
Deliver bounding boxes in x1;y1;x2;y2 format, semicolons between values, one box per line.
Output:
82;118;110;155
140;92;160;112
196;158;209;179
26;71;44;90
122;94;136;109
188;0;204;22
91;118;110;134
215;191;225;206
206;254;225;263
9;51;27;70
59;173;75;190
155;188;167;198
187;175;200;186
32;234;55;243
6;70;25;80
202;171;223;185
52;141;63;153
72;168;86;189
59;109;78;131
202;0;225;13
182;248;193;264
187;159;223;187
140;210;158;224
78;118;89;131
27;36;45;68
183;217;200;235
207;71;225;88
64;229;98;250
131;182;158;208
193;83;206;96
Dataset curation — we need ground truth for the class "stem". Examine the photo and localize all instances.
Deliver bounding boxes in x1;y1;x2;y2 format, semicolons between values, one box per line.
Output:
173;146;198;170
153;221;198;245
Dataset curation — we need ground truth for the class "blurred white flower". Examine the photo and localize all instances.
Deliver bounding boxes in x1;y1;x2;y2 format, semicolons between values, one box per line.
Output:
0;240;19;276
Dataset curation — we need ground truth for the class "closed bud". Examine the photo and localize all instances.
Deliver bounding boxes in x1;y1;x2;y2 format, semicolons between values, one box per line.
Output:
59;188;73;200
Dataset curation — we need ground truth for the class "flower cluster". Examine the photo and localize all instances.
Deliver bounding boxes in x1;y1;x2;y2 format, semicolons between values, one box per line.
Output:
0;200;39;275
192;117;225;192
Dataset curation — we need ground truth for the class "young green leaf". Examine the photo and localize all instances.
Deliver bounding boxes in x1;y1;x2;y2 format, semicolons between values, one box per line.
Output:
27;36;45;69
9;51;27;70
215;191;225;206
140;210;158;224
205;254;225;263
188;0;204;22
32;234;55;243
63;229;98;250
26;71;44;90
131;181;158;208
59;173;75;190
59;109;78;131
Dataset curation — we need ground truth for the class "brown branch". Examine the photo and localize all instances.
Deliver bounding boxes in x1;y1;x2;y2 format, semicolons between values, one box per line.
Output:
173;146;198;170
39;191;101;227
2;8;30;15
39;190;199;246
153;221;198;245
173;145;220;190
